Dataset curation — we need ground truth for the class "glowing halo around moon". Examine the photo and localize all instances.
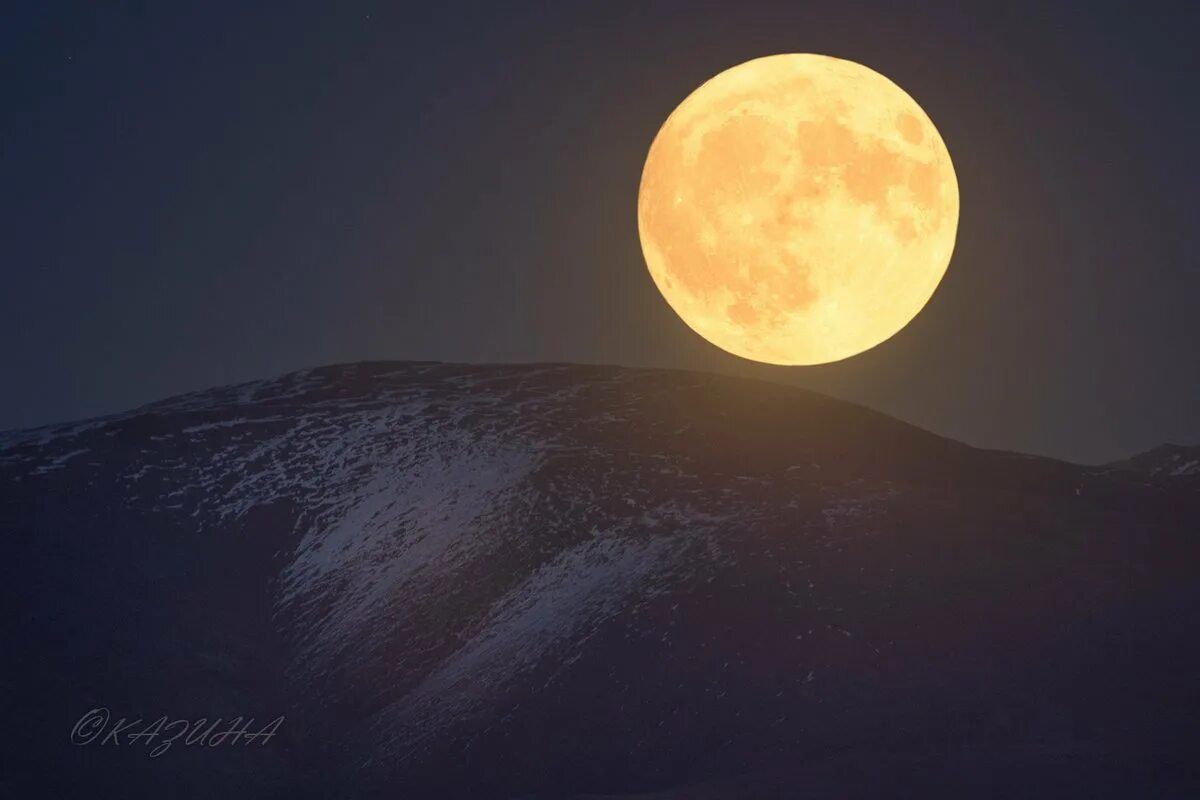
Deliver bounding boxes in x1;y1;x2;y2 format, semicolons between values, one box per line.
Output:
638;54;959;365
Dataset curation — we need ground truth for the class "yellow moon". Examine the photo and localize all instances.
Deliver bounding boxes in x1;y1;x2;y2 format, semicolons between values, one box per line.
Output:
638;54;959;365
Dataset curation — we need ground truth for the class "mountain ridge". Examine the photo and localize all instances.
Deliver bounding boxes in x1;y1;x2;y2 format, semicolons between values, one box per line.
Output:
3;360;1187;472
2;361;1197;798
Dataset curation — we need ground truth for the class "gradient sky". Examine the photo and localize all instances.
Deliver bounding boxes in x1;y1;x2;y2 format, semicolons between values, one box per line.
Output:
3;0;1197;463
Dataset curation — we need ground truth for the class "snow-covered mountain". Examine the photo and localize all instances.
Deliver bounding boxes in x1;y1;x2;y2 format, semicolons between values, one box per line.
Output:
1112;443;1200;479
3;362;1198;798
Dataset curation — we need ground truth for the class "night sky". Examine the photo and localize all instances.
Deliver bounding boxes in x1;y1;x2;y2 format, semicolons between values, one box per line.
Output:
3;1;1197;463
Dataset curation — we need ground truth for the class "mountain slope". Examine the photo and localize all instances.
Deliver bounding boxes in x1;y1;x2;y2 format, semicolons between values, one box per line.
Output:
1111;443;1200;480
2;362;1197;798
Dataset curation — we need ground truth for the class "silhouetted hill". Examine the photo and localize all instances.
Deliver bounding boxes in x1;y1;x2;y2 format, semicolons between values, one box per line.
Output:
3;362;1197;798
1111;443;1200;480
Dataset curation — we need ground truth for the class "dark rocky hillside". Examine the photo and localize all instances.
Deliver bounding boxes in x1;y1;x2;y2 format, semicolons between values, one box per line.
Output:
2;362;1197;798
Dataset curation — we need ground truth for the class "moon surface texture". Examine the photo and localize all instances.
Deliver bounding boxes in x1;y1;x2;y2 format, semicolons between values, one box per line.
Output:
638;54;959;365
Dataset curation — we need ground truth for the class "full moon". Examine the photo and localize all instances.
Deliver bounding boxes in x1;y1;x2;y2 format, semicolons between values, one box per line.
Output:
638;54;959;365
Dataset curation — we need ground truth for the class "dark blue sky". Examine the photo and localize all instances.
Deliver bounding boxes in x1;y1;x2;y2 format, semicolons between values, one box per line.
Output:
2;0;1197;462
